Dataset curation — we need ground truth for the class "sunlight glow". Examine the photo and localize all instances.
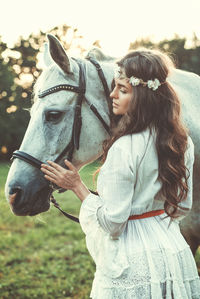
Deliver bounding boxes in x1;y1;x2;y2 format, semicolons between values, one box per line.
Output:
1;0;200;56
6;105;17;114
1;146;8;154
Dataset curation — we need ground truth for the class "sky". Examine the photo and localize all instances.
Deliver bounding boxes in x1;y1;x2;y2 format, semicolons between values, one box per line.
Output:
1;0;200;56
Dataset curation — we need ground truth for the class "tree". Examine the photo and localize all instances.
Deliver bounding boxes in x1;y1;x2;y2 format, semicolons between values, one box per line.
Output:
0;36;28;160
0;24;86;160
129;34;200;75
1;28;200;161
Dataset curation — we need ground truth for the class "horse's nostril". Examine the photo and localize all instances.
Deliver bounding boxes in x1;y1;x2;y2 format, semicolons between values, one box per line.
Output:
9;187;22;206
9;187;21;195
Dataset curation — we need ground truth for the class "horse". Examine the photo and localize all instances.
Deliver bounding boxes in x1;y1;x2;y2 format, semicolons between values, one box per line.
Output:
5;34;200;256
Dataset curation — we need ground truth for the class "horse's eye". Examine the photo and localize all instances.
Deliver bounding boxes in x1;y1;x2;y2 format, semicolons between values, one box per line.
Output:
45;111;63;122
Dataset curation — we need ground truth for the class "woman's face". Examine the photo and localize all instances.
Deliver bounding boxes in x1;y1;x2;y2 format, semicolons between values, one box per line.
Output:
110;77;133;115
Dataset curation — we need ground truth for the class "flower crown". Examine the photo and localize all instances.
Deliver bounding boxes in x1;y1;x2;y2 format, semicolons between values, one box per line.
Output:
115;65;164;91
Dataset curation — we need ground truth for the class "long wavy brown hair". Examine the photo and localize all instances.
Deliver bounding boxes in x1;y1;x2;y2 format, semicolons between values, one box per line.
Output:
100;49;189;219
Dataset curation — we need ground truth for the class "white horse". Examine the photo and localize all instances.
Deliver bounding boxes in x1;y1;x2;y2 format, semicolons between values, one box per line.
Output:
5;34;200;256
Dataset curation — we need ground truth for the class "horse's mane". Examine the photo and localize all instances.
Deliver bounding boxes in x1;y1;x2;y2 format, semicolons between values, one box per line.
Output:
85;47;116;62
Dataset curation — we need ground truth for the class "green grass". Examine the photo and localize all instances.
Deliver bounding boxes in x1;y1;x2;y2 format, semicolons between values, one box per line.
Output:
0;161;100;299
0;162;199;298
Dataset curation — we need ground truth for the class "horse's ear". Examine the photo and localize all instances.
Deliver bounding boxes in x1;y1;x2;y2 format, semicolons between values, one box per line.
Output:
43;42;53;67
47;34;71;74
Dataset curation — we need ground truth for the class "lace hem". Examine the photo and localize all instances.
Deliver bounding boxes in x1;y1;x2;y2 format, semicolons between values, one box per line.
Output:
91;276;200;299
90;247;200;299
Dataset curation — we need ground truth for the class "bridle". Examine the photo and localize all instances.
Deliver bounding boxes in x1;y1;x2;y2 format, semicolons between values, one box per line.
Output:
11;58;113;223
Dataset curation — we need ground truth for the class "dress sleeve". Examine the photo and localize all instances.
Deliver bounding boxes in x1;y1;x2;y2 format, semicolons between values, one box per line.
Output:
79;142;135;238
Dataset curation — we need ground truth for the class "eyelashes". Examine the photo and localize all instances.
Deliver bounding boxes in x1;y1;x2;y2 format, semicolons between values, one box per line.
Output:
120;90;127;94
111;79;128;95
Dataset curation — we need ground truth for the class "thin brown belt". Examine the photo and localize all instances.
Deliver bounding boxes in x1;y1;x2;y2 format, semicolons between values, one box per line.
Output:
128;209;165;220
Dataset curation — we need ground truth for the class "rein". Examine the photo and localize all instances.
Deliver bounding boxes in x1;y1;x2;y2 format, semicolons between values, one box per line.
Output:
11;58;112;223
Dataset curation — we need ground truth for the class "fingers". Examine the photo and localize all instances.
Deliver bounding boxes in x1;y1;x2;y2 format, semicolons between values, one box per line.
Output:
41;159;77;184
41;164;59;177
40;159;79;190
41;167;58;179
41;160;76;173
41;161;67;175
43;174;57;184
64;159;77;171
47;160;65;172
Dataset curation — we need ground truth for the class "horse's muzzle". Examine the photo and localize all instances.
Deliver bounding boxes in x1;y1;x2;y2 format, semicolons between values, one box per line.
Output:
7;183;51;216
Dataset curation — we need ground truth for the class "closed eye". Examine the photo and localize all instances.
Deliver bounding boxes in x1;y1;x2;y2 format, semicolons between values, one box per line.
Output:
111;81;127;94
120;89;127;94
45;110;64;122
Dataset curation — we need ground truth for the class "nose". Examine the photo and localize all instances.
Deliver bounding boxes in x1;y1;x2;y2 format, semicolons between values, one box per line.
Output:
5;172;51;216
110;88;117;99
8;187;22;207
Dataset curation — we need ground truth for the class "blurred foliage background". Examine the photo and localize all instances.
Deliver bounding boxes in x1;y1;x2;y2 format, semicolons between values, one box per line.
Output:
1;24;200;160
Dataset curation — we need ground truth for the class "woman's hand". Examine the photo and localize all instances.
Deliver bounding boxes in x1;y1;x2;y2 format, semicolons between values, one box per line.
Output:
41;160;90;201
41;160;81;191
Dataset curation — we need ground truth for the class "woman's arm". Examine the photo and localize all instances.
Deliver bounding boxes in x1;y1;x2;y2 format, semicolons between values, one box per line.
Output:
79;143;136;237
41;142;135;237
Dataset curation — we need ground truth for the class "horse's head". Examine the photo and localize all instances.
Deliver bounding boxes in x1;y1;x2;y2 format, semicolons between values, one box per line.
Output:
5;34;113;216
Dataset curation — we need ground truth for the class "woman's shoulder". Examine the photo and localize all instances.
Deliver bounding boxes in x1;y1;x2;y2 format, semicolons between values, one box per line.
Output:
187;135;194;150
111;128;154;154
185;135;194;163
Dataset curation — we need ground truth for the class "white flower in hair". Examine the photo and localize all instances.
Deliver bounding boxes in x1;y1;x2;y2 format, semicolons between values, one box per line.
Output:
114;67;162;91
129;76;141;86
147;78;161;91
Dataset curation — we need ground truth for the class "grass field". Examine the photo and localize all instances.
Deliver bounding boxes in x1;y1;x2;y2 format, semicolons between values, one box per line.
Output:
0;162;199;298
0;161;100;299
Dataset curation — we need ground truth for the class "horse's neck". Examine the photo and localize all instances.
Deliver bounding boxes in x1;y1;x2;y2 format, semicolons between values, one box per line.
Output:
84;59;114;123
72;59;114;168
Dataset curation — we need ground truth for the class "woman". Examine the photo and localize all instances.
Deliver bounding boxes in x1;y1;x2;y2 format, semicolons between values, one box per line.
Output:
41;49;200;298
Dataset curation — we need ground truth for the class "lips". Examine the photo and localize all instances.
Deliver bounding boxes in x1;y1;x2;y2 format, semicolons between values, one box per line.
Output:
112;102;119;108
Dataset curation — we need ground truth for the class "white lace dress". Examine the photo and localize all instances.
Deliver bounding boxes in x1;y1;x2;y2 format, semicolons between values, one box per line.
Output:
79;129;200;299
